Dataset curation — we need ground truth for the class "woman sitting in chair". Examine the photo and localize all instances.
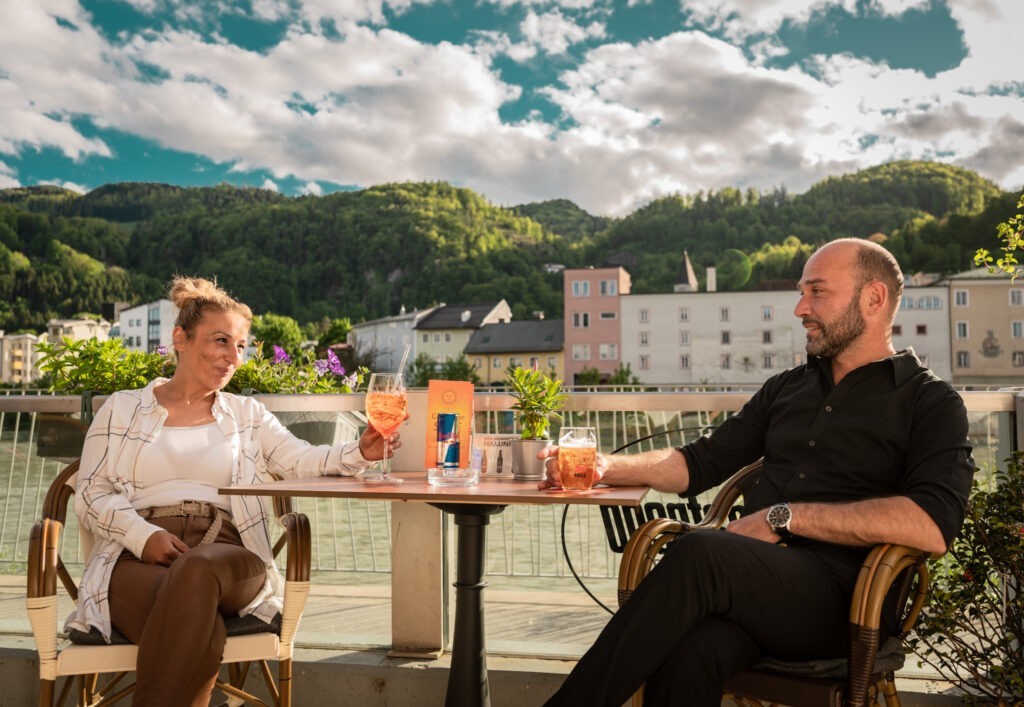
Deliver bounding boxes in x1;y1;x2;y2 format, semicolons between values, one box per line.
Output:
66;276;398;707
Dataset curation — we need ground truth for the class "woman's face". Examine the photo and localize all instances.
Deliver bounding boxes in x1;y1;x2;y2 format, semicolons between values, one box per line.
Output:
173;309;250;392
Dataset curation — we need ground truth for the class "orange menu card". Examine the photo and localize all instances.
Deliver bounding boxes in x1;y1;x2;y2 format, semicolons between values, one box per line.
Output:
423;379;474;469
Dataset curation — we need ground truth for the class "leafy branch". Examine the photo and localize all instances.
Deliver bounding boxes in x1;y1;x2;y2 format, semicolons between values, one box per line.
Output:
975;192;1024;280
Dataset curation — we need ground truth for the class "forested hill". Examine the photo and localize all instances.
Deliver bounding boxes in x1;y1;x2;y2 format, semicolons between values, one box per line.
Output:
0;160;1018;333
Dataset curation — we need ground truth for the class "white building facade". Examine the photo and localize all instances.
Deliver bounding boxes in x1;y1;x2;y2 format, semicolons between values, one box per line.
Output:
119;300;177;353
620;291;804;386
892;286;951;381
348;306;438;373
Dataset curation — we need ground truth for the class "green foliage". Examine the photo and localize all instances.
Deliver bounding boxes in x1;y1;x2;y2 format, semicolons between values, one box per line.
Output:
405;352;479;386
305;317;353;348
574;367;602;386
35;337;174;394
974;192;1024;281
907;453;1024;704
506;365;567;440
0;162;1016;334
406;352;437;388
606;363;641;386
251;312;304;355
225;342;366;394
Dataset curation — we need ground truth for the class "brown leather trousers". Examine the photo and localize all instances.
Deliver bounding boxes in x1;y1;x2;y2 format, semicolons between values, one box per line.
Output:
109;513;267;707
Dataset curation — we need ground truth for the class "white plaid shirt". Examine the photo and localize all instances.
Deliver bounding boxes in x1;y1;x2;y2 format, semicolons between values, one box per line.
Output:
67;378;372;641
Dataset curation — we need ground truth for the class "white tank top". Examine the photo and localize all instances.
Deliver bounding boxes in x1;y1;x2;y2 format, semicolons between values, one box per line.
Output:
133;422;234;512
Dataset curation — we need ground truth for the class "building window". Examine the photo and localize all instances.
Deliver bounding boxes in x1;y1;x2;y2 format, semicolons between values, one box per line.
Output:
573;312;590;328
422;334;428;343
721;354;731;369
762;306;772;321
639;308;649;323
762;330;772;344
721;331;731;345
679;307;690;322
680;354;690;369
444;333;451;342
572;280;590;297
600;280;618;296
509;357;522;368
599;343;618;360
956;351;970;368
493;358;503;368
892;325;902;336
600;311;617;320
639;355;650;370
680;331;689;345
1013;321;1024;339
1013;351;1024;367
720;307;730;322
639;332;649;347
547;356;556;369
473;358;482;369
529;356;540;368
1011;289;1023;306
954;290;968;307
762;354;772;369
433;333;441;343
956;321;969;339
572;344;591;361
916;325;927;335
901;296;915;310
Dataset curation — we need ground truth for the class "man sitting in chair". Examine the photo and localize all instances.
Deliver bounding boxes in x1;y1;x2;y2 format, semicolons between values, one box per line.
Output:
540;238;974;707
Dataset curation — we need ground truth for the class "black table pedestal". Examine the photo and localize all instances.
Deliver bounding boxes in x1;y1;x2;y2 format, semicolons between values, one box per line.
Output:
430;503;507;707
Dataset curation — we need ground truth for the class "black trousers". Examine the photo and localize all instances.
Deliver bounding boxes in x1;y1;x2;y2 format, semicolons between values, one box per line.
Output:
544;530;852;707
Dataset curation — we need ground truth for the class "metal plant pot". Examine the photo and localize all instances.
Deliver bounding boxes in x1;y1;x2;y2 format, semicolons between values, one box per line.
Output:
510;438;550;481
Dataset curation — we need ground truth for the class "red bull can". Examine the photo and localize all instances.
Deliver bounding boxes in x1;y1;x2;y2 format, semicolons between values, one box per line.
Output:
437;413;460;469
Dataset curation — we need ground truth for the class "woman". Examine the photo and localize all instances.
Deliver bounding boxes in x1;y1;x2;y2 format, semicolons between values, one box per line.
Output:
67;276;397;706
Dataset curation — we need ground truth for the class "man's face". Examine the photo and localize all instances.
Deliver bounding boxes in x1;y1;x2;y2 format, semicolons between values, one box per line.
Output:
795;245;867;358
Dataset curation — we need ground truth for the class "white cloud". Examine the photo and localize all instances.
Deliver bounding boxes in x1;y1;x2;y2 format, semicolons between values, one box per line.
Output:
39;179;87;193
298;181;323;196
0;160;19;189
0;0;1021;217
520;9;605;55
261;178;280;191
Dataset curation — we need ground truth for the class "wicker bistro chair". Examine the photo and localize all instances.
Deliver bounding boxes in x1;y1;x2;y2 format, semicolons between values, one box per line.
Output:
26;460;312;707
618;459;932;707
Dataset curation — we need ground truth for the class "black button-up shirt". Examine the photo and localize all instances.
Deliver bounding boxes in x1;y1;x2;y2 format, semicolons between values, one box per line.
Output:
682;348;974;585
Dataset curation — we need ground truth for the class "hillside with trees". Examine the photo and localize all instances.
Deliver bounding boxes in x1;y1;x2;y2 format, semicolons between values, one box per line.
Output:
0;160;1017;334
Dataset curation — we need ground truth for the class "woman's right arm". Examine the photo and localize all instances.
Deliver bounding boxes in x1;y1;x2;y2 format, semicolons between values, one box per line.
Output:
74;398;163;559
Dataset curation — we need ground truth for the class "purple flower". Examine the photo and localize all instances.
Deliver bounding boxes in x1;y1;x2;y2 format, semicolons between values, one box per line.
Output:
156;345;168;356
327;349;345;375
314;359;329;375
272;345;291;364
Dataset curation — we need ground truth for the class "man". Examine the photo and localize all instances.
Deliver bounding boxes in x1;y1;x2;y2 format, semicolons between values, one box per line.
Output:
541;238;974;707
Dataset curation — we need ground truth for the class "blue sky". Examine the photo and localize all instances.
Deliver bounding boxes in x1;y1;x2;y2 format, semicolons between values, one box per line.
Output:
0;0;1020;215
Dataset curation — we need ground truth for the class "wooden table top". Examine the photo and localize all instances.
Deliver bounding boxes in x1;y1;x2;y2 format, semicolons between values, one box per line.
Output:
220;471;649;507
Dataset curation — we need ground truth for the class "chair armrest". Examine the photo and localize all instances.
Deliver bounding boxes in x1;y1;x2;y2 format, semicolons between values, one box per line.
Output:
845;544;931;707
696;458;764;528
280;512;311;584
27;519;62;600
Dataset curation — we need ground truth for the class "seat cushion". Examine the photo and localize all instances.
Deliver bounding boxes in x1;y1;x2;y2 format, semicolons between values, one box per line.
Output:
752;636;906;679
67;613;282;646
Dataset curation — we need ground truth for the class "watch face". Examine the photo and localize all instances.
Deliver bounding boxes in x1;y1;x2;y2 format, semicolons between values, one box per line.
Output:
767;504;791;529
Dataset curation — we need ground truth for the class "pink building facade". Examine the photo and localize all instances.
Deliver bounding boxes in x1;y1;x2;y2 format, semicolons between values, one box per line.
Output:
562;266;631;384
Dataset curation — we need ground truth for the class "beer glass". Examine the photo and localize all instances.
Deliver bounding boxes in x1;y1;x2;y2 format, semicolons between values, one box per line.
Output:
558;426;598;491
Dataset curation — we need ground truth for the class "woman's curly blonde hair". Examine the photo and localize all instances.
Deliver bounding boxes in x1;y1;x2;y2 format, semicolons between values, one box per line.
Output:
168;276;252;337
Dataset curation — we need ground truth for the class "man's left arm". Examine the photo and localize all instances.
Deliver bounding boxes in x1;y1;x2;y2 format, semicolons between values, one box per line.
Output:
726;496;946;553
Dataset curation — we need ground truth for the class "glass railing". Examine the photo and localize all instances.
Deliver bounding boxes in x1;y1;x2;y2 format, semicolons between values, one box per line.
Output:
0;388;1017;658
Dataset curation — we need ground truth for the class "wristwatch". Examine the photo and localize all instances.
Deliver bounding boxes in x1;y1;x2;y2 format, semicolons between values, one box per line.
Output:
766;502;793;538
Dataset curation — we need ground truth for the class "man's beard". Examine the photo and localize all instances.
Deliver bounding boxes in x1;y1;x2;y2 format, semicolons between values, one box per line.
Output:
803;291;866;358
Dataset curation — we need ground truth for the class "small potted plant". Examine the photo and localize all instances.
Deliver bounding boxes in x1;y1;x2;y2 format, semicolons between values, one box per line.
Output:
506;365;567;480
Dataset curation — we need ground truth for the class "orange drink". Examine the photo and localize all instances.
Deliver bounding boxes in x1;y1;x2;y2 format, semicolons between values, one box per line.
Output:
558;426;598;491
366;392;407;437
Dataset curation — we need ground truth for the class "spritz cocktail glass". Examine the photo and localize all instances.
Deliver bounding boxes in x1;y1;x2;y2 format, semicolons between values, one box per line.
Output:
364;372;407;484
